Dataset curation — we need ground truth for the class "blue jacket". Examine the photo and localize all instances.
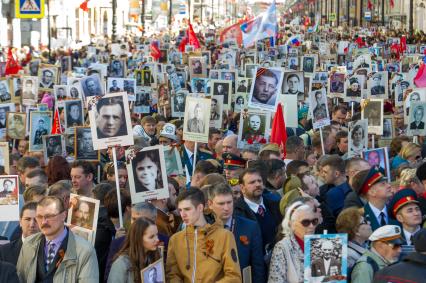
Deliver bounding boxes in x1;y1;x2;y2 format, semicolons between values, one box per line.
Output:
232;215;266;282
325;182;352;217
364;203;400;232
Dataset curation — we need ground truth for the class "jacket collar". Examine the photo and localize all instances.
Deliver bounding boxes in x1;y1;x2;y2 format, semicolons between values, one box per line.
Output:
404;252;426;265
185;212;223;236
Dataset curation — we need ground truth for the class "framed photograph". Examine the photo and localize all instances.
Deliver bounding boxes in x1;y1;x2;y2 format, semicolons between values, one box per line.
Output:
191;78;209;94
141;258;165;283
248;67;284;111
75;127;99;161
65;133;75;160
28;60;41;76
309;89;330;129
220;70;237;93
38;65;58;90
0;79;11;103
163;145;183;176
210;80;231;108
282;71;305;99
168;50;182;65
237;77;250;94
404;89;426;123
6;112;26;140
183;96;211;143
245;64;257;78
288;57;299;70
107;78;124;93
0;175;19;221
109;59;126;77
123;78;136;101
189;57;207;78
29;111;52;152
60;56;72;73
0;103;14;131
42;134;65;161
11;77;22;103
64;100;84;129
354;54;371;71
171;90;187;118
408;101;426;136
54;85;68;101
0;142;8;174
368;72;388;99
345;75;364;102
329;72;346;98
304;233;348;283
348;119;368;157
142;69;152;87
134;87;151;114
67;77;83;99
234;93;248;112
302;55;316;74
362;147;391;181
126;145;169;203
67;194;100;245
382;116;394;140
361;98;384;135
210;95;224;129
81;74;104;100
88;92;134;150
238;110;271;146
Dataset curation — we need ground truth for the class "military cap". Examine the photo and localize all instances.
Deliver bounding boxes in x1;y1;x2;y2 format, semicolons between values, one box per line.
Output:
369;225;404;245
222;153;246;170
259;143;280;155
388;188;419;218
357;167;387;196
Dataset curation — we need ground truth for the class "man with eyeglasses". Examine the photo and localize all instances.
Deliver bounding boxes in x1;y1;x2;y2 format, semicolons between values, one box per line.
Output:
388;188;422;246
0;202;39;265
351;225;403;283
17;196;99;282
206;182;266;282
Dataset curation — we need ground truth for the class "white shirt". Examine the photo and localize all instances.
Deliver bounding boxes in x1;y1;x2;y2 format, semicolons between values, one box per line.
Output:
224;217;233;230
244;196;265;214
369;202;388;224
283;158;293;166
403;226;421;245
324;258;331;275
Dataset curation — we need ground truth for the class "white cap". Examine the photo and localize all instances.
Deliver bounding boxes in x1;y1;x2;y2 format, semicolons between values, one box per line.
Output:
159;123;177;141
368;225;403;244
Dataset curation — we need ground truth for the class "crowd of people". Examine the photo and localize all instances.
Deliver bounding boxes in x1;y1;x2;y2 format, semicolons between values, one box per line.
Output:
0;15;426;283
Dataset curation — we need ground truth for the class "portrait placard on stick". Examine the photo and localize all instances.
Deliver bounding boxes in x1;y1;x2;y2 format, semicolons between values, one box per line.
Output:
408;101;426;136
361;98;384;135
248;67;284;111
0;142;9;174
183;96;211;143
0;175;19;221
140;258;165;283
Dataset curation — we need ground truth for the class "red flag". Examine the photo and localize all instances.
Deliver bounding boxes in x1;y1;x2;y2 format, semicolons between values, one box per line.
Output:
220;22;244;46
51;108;62;134
187;22;201;49
400;36;407;53
5;48;21;76
414;63;426;88
80;0;89;12
390;0;394;9
150;42;161;61
270;103;288;158
367;0;373;10
178;37;188;52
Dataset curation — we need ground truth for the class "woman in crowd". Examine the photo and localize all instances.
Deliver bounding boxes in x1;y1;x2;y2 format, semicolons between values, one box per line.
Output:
105;161;128;189
336;207;372;270
108;218;161;283
400;142;422;167
46;156;71;185
269;201;319;282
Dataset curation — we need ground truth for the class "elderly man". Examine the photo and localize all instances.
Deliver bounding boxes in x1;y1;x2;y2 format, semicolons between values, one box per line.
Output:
351;225;403;283
17;196;99;282
311;240;341;277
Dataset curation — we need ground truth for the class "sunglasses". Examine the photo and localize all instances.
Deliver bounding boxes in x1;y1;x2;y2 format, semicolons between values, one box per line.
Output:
300;218;319;227
385;242;402;250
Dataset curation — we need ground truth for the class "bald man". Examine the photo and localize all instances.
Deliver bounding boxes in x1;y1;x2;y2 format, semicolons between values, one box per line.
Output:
222;135;240;156
311;240;341;277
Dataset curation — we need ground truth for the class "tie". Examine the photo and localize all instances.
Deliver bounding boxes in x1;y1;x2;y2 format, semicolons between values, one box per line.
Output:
410;235;414;246
224;224;230;230
379;212;387;226
257;206;265;217
45;241;56;271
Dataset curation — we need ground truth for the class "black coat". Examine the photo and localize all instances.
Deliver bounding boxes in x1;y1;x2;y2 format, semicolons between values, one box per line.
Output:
0;238;22;265
95;207;116;283
373;252;426;283
0;261;19;283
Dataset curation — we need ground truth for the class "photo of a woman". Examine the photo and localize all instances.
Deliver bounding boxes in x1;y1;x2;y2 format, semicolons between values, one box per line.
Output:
132;149;164;193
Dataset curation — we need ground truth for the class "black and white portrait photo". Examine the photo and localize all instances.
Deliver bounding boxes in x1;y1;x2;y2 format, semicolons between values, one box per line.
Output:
42;134;64;160
109;59;125;77
29;111;52;152
61;56;72;73
191;78;208;94
382;117;393;139
141;259;165;283
107;78;123;93
189;57;207;78
309;89;330;129
75;127;99;161
302;56;316;73
88;93;133;150
134;87;151;114
234;94;247;112
126;145;169;203
368;72;388;98
171;90;187;117
6;112;26;140
210;96;223;129
0;80;11;102
210;80;231;106
0;175;19;220
408;102;426;136
67;194;100;232
329;72;346;98
64;100;84;128
238;110;271;145
248;67;283;110
183;96;211;143
81;74;104;99
54;85;68;101
68;78;83;99
362;98;384;135
348;119;368;157
28;60;40;76
282;72;304;97
38;67;57;89
345;76;363;102
12;77;22;100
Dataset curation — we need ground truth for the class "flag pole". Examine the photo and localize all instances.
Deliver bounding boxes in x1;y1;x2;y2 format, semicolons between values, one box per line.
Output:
192;142;198;176
319;127;325;155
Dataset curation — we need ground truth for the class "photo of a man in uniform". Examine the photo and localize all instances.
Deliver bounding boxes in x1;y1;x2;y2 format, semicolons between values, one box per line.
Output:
410;105;425;130
76;128;97;160
242;114;265;142
187;103;205;133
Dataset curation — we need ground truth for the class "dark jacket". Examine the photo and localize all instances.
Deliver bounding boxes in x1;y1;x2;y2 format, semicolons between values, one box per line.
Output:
325;182;352;217
373;252;426;283
343;191;365;209
232;216;266;282
311;257;341;277
0;261;19;283
364;203;400;232
95;207;116;283
0;238;22;265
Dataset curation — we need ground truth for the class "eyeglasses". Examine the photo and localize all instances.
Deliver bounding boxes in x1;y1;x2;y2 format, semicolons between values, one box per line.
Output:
36;211;64;222
300;218;319;227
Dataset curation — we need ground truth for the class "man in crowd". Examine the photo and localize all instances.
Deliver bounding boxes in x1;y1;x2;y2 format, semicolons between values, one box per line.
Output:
70;161;95;197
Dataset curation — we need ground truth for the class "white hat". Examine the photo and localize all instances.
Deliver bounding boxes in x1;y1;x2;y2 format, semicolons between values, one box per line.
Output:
159;123;177;141
368;225;403;244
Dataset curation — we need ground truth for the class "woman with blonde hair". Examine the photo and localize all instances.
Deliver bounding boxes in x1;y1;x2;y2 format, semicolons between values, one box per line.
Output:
269;201;319;282
400;142;422;166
